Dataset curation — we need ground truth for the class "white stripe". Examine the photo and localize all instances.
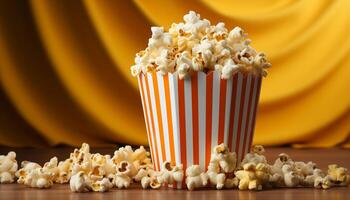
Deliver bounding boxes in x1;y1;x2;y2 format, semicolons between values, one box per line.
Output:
238;74;252;163
147;73;163;168
198;72;206;170
245;76;259;155
157;73;170;162
223;76;233;145
169;73;181;166
232;73;243;153
211;71;220;150
141;75;158;171
184;77;193;166
137;76;154;163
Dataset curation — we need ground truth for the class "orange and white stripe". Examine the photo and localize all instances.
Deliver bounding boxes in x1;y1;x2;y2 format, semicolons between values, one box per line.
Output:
138;71;262;188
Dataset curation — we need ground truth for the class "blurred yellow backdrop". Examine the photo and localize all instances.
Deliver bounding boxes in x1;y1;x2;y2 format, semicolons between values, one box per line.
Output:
0;0;349;147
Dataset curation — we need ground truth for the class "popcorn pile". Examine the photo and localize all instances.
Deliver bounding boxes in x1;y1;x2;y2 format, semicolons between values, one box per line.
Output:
131;11;271;79
0;143;349;192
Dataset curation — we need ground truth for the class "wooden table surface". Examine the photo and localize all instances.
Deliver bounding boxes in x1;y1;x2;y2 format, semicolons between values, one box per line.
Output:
0;147;349;200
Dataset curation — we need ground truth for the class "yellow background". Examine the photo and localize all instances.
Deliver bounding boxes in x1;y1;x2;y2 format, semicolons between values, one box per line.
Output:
0;0;349;147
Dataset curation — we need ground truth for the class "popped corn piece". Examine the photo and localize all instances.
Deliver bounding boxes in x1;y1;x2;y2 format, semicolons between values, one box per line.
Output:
294;161;316;177
111;146;134;165
282;164;302;187
150;176;162;189
210;143;236;173
91;178;113;192
207;171;225;190
235;163;263;190
141;176;151;189
185;165;209;190
270;153;293;175
148;27;172;50
70;171;91;192
303;168;325;186
114;161;133;189
241;145;267;166
42;157;59;181
16;161;41;184
155;49;176;75
176;51;192;79
224;175;239;189
0;151;18;183
220;59;241;79
134;168;149;182
327;164;350;186
157;161;184;185
314;175;332;189
55;158;73;184
25;168;54;189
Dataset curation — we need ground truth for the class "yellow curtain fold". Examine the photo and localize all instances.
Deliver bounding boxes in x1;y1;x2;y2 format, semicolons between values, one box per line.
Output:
0;0;349;147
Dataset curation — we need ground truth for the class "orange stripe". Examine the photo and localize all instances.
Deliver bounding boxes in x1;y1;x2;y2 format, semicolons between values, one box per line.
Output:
191;73;199;165
178;78;187;171
205;73;214;169
228;74;238;151
152;72;167;165
138;75;156;169
163;75;176;165
235;74;247;155
144;74;160;170
242;76;255;157
218;79;227;144
248;76;262;149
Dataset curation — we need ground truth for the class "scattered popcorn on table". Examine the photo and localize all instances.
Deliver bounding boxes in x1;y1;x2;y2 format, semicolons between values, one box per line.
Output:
1;142;349;192
0;152;18;183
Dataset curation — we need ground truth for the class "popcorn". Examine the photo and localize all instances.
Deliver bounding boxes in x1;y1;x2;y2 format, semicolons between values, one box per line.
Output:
70;171;92;192
114;161;133;189
210;143;236;173
3;142;347;192
42;157;59;182
314;175;332;189
155;49;176;75
281;164;302;187
220;59;241;79
207;171;226;190
24;168;54;188
304;168;325;186
327;164;350;186
206;144;236;189
16;161;41;184
55;158;73;183
141;176;151;189
131;11;270;79
91;178;113;192
241;145;267;166
0;151;18;183
185;165;209;190
148;27;172;50
157;161;183;185
176;51;193;79
235;163;259;190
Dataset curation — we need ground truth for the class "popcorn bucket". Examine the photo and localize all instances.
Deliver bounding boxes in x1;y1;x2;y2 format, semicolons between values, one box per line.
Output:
137;71;262;188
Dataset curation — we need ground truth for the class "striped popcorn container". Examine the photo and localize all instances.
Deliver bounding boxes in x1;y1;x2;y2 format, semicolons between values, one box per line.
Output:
137;71;262;188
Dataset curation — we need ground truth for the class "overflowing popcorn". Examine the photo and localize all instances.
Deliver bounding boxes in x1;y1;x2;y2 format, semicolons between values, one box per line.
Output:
1;143;349;192
131;11;271;79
